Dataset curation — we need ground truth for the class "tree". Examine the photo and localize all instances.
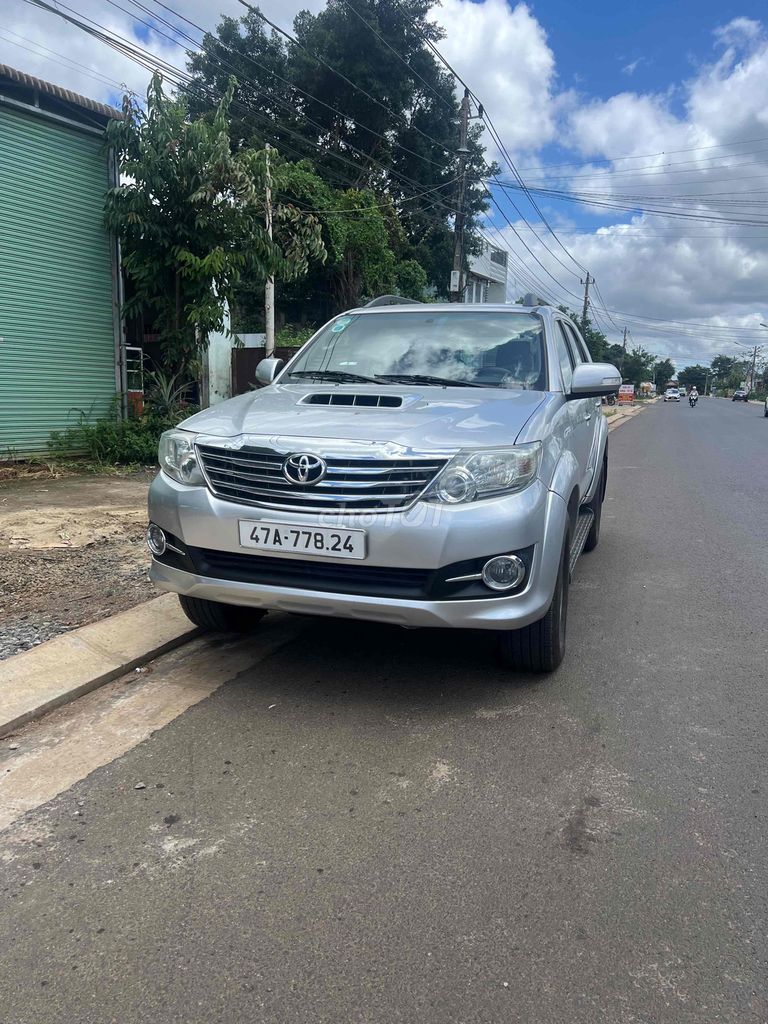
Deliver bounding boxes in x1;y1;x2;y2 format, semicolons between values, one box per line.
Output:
105;74;325;367
251;157;426;326
677;364;709;391
652;358;674;390
621;347;656;388
186;1;494;300
710;354;748;391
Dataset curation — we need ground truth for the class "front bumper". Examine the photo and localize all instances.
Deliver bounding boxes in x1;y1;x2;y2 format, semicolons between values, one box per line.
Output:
148;473;569;631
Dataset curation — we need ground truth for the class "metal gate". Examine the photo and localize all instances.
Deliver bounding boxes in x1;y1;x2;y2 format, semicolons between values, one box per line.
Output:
0;105;118;456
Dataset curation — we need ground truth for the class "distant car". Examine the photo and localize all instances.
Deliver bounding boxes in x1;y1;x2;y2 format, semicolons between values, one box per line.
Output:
732;390;750;402
664;388;680;402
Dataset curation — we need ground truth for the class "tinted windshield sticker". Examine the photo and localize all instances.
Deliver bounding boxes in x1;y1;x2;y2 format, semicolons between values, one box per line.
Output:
331;317;353;333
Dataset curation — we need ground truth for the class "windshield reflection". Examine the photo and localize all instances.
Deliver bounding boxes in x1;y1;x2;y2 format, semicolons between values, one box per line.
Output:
287;311;546;390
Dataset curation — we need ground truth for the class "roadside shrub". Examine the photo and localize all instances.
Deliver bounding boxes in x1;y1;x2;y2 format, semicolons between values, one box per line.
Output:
275;324;316;348
49;406;195;466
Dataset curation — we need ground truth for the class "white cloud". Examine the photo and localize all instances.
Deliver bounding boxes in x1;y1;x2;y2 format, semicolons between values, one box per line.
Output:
2;0;320;102
621;59;642;76
435;0;558;155
713;16;762;49
511;18;768;362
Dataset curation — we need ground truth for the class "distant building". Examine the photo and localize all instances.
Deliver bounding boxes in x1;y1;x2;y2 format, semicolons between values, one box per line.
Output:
0;64;123;456
463;241;508;303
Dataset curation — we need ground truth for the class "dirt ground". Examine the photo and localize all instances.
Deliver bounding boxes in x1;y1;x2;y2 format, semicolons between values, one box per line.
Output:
0;471;156;660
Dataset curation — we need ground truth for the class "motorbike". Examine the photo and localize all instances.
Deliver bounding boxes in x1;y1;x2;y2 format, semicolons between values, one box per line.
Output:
689;394;698;407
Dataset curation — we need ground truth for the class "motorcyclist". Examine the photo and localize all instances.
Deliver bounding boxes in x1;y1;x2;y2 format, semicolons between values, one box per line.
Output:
689;386;699;405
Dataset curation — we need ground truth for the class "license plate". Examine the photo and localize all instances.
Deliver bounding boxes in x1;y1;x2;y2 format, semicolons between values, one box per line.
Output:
238;520;366;559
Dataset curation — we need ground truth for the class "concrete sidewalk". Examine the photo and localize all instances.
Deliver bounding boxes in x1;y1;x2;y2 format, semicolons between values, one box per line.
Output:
0;593;196;738
604;398;655;431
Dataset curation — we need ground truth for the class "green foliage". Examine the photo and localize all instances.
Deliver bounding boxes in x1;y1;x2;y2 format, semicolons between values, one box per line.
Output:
652;358;675;389
143;369;194;418
49;408;183;466
275;324;316;347
104;73;325;367
395;258;428;300
677;364;710;390
620;347;656;389
186;1;494;303
709;354;749;390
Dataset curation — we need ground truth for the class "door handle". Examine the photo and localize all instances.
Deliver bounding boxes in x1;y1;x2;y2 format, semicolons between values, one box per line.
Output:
584;410;592;421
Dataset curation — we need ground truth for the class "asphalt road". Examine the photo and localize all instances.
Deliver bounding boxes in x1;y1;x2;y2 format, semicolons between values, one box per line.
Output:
2;398;767;1024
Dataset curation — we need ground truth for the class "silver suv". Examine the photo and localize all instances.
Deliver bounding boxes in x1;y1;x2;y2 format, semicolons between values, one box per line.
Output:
147;300;621;672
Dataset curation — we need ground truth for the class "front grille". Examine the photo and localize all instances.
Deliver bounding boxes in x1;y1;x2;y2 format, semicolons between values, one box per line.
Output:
196;444;447;512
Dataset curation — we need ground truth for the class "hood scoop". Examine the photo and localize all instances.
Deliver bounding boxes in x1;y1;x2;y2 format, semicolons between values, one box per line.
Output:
301;392;403;408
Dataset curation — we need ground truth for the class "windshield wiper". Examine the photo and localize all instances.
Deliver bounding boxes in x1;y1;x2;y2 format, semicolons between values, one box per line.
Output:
288;369;381;384
375;373;484;388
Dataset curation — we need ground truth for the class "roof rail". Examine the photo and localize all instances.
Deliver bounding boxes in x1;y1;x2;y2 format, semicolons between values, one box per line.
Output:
364;294;423;307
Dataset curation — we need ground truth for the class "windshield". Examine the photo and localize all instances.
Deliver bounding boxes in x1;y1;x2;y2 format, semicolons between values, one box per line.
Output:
285;311;547;390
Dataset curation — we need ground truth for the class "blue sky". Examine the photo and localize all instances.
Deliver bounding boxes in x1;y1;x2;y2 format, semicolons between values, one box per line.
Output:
542;0;766;99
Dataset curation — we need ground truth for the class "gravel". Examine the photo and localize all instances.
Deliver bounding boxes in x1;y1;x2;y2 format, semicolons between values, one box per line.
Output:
0;471;155;663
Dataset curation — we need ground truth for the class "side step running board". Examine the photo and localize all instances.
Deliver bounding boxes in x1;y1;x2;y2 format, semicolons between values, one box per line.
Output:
569;510;594;577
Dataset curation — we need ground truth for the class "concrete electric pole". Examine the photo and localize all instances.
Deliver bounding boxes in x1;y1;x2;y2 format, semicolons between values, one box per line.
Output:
450;90;471;303
580;274;594;331
264;143;275;358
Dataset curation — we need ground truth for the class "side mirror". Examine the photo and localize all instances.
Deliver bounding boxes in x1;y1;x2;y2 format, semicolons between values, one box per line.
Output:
567;362;622;400
254;357;284;386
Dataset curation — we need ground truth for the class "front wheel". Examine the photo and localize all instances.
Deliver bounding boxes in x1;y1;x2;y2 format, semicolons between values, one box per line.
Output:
178;594;267;633
497;535;569;674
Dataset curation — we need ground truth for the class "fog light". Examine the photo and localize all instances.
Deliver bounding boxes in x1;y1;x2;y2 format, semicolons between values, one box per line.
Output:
481;554;525;591
146;523;167;556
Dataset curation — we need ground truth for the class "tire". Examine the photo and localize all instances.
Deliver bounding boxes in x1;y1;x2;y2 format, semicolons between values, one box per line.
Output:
497;534;569;674
582;455;607;553
178;594;267;633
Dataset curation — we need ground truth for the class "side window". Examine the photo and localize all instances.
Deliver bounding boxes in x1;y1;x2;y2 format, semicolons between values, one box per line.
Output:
561;321;587;364
555;323;574;391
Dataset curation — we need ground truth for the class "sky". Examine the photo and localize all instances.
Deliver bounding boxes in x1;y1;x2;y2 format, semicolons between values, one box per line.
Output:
4;0;768;367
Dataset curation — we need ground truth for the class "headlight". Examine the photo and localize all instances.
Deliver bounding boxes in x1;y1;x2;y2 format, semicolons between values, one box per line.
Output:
424;443;541;504
158;430;205;485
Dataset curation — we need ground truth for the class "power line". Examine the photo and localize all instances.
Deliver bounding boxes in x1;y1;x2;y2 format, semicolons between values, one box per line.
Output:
0;28;126;91
22;0;464;225
512;135;768;173
519;153;768;183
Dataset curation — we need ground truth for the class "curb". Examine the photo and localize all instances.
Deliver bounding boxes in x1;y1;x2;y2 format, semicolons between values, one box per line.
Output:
605;402;648;431
0;593;198;738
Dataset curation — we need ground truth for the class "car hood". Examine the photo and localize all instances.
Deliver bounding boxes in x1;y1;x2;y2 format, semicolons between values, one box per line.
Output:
180;383;548;453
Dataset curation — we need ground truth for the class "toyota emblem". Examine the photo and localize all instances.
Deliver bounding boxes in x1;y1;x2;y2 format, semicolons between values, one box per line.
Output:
282;453;327;485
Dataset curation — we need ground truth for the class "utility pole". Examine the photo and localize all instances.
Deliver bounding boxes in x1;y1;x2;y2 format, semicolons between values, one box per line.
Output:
580;273;594;331
748;342;764;393
450;89;471;303
620;325;628;372
264;142;275;358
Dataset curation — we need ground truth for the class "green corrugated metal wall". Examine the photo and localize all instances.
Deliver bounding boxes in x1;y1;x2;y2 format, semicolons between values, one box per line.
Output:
0;105;117;455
